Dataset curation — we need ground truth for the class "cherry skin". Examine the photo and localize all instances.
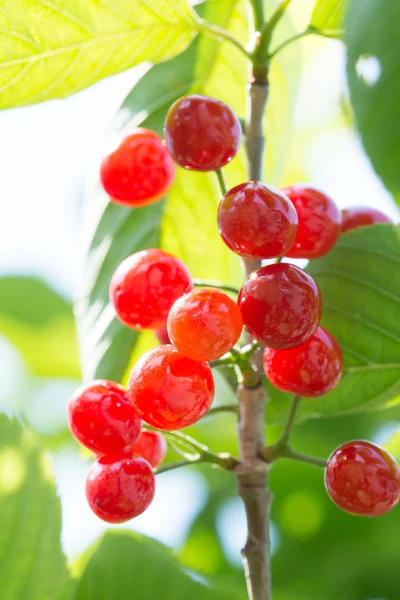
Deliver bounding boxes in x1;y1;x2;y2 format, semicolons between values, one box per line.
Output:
282;184;341;259
325;441;400;517
238;263;322;349
68;380;142;455
341;205;394;233
100;128;175;206
164;95;241;172
110;249;192;330
128;345;214;430
263;326;343;397
86;454;155;523
167;288;243;362
218;182;298;259
155;326;171;345
132;430;167;468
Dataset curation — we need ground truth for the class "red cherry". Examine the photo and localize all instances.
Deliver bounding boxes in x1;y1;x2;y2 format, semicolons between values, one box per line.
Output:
325;441;400;517
155;327;171;345
263;326;343;397
238;263;322;349
218;182;298;259
282;184;341;259
100;128;175;206
110;249;192;330
167;288;242;362
86;454;155;523
68;380;142;455
164;95;241;171
128;345;214;430
341;206;394;233
132;430;167;468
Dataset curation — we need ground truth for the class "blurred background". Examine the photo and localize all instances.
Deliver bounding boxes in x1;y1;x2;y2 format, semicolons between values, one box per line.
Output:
1;0;399;599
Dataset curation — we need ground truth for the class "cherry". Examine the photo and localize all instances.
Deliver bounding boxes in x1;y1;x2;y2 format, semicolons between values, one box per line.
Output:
263;326;343;397
167;288;242;361
238;263;322;349
164;95;241;172
86;454;155;523
100;128;175;206
325;441;400;517
132;430;167;468
110;249;192;330
128;345;214;430
341;205;394;233
155;326;171;345
218;182;298;259
282;184;341;259
68;380;142;455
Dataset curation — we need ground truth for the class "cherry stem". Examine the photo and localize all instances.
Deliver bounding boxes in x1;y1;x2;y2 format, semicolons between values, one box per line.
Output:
204;404;239;417
262;443;327;469
215;168;228;195
276;395;301;447
193;279;239;294
210;344;261;388
195;21;251;60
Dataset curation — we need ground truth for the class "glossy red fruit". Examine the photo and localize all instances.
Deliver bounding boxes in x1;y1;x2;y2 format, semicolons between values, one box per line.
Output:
110;249;192;330
282;184;341;259
68;380;142;455
263;326;343;397
167;288;242;361
325;441;400;517
86;454;155;523
238;263;322;349
128;345;214;430
164;95;241;171
155;327;171;345
132;430;167;468
341;206;394;233
218;182;298;259
100;129;175;206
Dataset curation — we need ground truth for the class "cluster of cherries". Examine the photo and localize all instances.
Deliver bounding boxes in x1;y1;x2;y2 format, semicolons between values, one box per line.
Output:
68;94;399;524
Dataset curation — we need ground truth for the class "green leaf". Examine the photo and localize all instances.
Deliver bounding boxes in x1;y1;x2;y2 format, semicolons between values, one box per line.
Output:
0;276;80;378
310;0;348;35
267;224;400;424
0;0;197;109
0;413;73;599
76;0;300;382
346;0;400;198
74;530;243;600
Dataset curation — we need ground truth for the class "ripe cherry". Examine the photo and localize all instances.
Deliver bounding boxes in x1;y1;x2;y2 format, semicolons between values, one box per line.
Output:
218;182;298;259
164;95;241;171
100;129;175;206
86;454;155;523
325;441;400;517
282;184;341;259
238;263;322;349
155;327;171;345
167;288;242;361
128;345;214;430
132;430;167;468
110;249;192;330
341;206;394;233
263;327;343;397
68;380;142;455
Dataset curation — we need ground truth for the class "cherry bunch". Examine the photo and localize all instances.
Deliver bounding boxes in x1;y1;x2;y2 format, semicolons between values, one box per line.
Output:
68;94;399;524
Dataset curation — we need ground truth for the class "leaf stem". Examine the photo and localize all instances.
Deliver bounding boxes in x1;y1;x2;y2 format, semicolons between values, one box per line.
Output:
193;279;240;294
196;21;251;59
268;27;341;60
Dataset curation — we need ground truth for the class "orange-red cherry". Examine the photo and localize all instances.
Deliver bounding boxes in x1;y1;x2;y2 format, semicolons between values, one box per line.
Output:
164;95;241;171
283;184;341;259
128;345;214;430
263;327;343;397
132;430;167;468
325;441;400;517
68;380;142;455
110;249;192;330
341;206;394;233
86;454;155;523
238;263;322;349
218;182;298;258
167;288;242;361
100;129;175;206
